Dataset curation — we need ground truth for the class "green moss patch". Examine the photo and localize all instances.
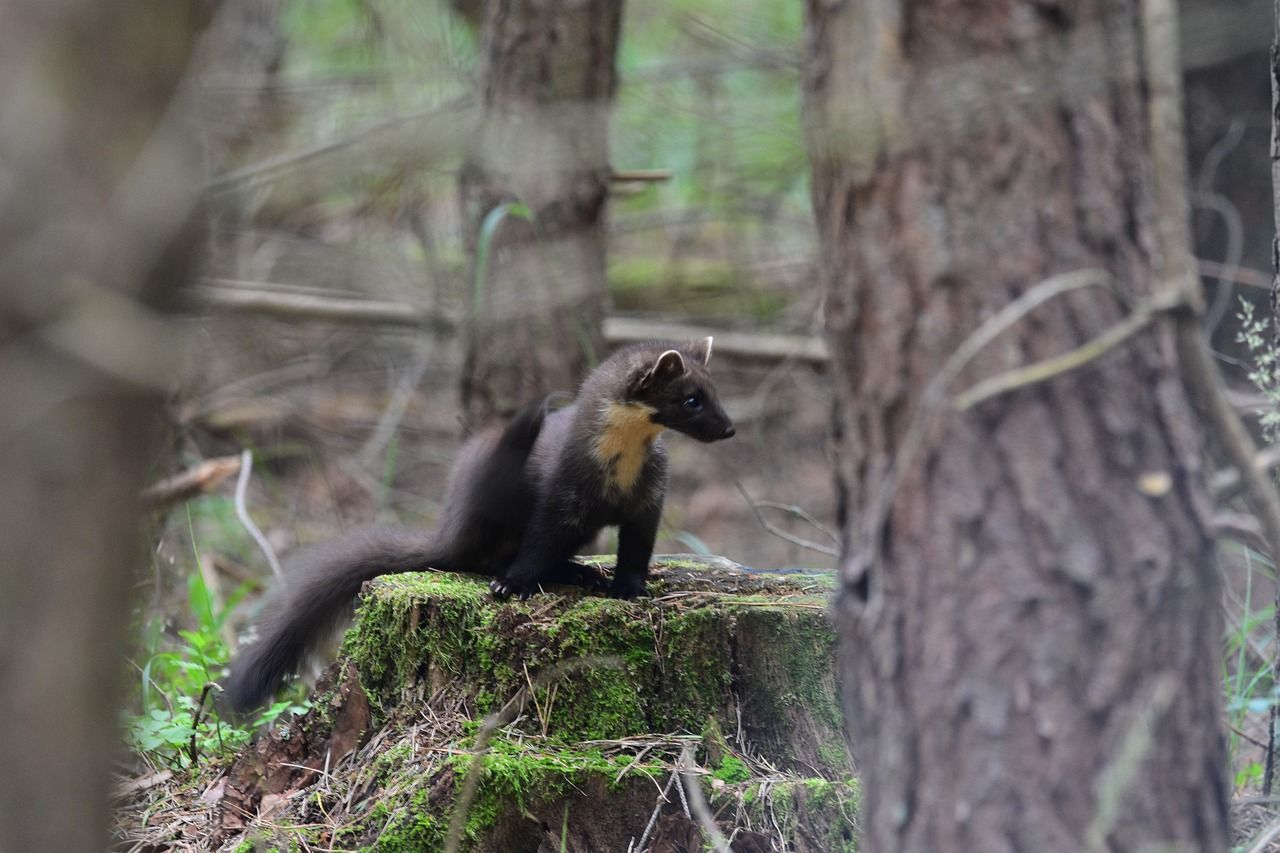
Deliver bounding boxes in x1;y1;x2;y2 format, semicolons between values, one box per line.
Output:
331;729;857;853
343;557;849;776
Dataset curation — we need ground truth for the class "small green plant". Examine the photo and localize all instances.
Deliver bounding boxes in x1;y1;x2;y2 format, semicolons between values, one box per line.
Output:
712;754;751;785
1222;545;1276;789
1229;299;1280;790
125;505;307;767
1236;297;1280;443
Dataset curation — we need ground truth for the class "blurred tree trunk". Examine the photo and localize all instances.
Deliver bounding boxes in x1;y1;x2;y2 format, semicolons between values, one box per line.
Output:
803;1;1228;850
1268;0;1280;796
0;2;209;850
458;0;622;425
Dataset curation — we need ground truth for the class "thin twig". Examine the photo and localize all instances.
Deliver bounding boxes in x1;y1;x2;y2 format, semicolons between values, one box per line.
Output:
605;318;828;363
1228;721;1270;751
679;745;730;853
443;687;528;853
610;169;675;183
205;99;476;194
1210;445;1280;501
355;337;435;470
190;282;829;364
1213;511;1269;554
139;455;242;510
750;500;840;545
1246;817;1280;853
444;657;623;853
849;268;1113;589
192;280;457;330
735;481;838;557
1197;259;1272;291
187;684;212;766
1191;190;1245;336
953;290;1184;411
632;769;680;853
234;449;284;583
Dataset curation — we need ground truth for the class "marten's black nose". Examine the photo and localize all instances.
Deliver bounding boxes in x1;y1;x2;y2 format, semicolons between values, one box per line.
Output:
722;425;735;439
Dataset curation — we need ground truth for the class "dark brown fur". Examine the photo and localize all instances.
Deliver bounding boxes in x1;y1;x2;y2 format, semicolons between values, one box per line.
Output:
224;340;733;711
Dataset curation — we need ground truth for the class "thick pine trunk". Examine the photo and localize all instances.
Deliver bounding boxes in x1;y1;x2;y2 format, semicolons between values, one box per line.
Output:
803;1;1228;850
0;3;207;849
458;0;622;424
1268;0;1280;796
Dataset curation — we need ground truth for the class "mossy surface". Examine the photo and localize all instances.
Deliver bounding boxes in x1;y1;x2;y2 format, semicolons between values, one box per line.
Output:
193;558;857;851
332;731;857;853
341;558;848;775
335;734;670;852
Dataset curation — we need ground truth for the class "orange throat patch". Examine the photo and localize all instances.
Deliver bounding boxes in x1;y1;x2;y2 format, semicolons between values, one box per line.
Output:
593;402;664;492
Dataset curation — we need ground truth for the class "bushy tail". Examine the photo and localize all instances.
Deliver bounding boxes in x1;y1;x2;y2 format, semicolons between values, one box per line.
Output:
223;528;451;712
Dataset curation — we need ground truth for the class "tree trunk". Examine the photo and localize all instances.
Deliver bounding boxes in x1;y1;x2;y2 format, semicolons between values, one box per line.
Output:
0;3;209;850
458;0;622;425
1268;0;1280;796
803;1;1228;850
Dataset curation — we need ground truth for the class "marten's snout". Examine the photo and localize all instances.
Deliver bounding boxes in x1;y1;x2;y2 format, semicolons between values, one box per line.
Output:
722;424;735;439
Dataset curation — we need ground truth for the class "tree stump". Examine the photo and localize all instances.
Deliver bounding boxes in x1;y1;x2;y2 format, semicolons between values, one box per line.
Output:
218;557;859;851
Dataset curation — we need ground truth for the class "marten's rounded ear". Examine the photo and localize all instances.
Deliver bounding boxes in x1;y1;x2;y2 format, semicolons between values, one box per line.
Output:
690;336;713;366
639;349;686;388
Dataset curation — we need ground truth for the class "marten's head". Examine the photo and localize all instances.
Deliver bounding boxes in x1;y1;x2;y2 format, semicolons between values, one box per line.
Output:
625;337;735;443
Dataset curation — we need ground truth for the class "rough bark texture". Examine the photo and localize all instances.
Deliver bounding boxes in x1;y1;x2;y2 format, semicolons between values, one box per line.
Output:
458;0;622;425
803;1;1228;850
1272;0;1280;367
1268;0;1280;796
0;3;208;850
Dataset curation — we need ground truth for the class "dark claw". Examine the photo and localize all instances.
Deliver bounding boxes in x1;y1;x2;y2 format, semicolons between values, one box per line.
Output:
489;577;539;601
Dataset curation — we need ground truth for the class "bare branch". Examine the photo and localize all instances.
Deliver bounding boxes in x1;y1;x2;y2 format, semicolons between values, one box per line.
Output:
205;99;477;194
735;482;839;558
140;455;242;510
355;338;436;470
953;290;1185;411
749;499;840;546
1209;445;1280;501
192;279;458;330
1197;260;1272;291
234;450;283;583
849;268;1114;588
190;281;828;364
678;745;731;853
1212;511;1269;554
605;318;828;363
610;169;675;183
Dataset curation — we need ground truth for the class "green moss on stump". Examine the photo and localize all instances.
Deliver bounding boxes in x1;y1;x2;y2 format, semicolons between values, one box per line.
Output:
336;736;670;852
334;733;858;853
342;557;850;777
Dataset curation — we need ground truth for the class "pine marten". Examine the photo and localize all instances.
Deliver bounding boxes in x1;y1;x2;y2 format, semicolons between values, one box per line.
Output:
224;338;735;711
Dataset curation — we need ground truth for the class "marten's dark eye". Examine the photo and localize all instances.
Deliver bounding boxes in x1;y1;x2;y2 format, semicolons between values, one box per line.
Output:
683;394;703;412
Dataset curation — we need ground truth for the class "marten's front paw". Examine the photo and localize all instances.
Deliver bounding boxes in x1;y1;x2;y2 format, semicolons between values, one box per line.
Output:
489;577;538;601
559;561;610;592
607;575;649;600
